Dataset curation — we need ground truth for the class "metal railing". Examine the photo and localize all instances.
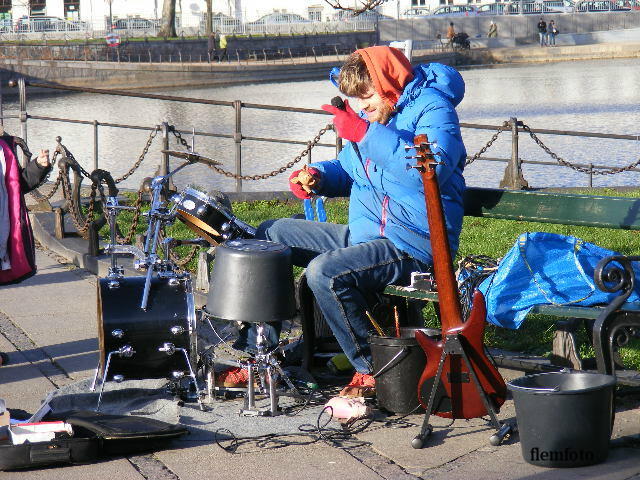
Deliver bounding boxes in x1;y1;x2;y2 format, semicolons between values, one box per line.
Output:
5;80;640;194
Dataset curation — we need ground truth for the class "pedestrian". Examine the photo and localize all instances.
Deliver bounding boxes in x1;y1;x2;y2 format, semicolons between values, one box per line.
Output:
0;140;51;367
488;21;497;38
218;32;228;62
548;19;558;47
537;17;547;47
207;31;218;62
217;46;468;398
447;22;456;41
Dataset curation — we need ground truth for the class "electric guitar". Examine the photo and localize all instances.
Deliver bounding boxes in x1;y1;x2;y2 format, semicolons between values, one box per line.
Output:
412;134;506;419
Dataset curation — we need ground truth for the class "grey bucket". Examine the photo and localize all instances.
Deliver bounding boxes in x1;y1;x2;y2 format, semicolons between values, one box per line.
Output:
369;328;437;414
507;371;616;468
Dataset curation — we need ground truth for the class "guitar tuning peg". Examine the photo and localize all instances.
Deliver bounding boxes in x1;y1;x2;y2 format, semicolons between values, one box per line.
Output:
404;145;413;151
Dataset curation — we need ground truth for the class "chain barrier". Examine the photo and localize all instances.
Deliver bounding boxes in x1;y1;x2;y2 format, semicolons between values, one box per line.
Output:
466;121;510;166
522;122;640;176
171;124;334;181
113;127;159;184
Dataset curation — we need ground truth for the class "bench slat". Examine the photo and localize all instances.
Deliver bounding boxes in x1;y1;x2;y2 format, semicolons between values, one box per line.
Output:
383;285;640;320
464;187;640;230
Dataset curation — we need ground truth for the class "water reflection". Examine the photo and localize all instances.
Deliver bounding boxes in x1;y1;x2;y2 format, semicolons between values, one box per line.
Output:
2;57;639;192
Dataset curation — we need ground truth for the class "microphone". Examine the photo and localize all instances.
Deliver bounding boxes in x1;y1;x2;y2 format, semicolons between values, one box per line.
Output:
331;96;346;110
330;96;362;160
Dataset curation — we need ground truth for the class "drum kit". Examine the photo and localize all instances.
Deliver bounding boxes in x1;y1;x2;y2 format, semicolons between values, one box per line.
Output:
89;150;304;416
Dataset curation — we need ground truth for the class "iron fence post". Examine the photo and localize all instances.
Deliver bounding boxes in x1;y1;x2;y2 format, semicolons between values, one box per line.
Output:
93;120;99;171
499;117;528;190
589;163;593;187
233;100;243;192
18;77;27;167
161;121;170;177
307;141;312;165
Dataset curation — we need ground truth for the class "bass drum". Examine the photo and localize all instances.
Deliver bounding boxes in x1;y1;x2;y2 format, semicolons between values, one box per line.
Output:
97;276;197;382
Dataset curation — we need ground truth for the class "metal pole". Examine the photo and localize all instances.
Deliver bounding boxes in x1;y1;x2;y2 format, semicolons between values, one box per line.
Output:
589;163;593;188
233;100;242;193
499;117;528;190
93;120;99;170
510;116;519;188
18;77;27;167
161;121;170;176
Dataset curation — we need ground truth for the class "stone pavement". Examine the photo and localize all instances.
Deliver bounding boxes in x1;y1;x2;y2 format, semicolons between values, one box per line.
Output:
0;211;639;478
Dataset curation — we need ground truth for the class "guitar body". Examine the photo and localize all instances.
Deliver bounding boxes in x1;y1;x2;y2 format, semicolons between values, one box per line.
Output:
415;291;506;419
410;134;506;421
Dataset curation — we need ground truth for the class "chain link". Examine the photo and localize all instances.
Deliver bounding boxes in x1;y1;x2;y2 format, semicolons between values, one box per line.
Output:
522;123;640;176
114;127;159;183
466;121;510;166
116;189;145;245
171;125;334;181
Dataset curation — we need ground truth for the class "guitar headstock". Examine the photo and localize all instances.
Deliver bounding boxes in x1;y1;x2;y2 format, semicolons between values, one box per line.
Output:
406;134;440;174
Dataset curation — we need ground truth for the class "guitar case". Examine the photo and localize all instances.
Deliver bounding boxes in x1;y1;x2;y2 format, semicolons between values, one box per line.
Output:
0;410;188;471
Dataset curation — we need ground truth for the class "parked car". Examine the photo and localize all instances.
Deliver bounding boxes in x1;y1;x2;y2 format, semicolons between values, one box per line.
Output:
112;18;156;30
332;10;394;22
430;5;479;17
16;16;73;32
249;13;311;25
478;1;574;15
477;3;513;15
401;7;431;18
575;0;631;10
200;12;241;31
541;0;576;13
616;0;640;9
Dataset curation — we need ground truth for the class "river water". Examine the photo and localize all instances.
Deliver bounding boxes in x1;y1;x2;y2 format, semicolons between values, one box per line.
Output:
3;57;640;192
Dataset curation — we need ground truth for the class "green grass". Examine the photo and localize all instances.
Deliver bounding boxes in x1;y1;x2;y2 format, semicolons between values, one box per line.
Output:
103;188;640;369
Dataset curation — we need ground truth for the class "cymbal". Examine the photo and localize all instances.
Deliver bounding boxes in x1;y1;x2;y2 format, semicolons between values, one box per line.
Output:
162;150;222;167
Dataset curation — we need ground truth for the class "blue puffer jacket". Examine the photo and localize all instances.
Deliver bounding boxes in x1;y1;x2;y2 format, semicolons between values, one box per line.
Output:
311;62;467;265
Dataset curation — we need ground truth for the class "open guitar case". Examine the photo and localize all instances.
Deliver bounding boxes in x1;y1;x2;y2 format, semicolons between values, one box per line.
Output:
0;410;188;471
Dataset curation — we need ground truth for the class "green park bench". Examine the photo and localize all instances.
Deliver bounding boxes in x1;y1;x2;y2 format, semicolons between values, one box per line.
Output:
300;187;640;385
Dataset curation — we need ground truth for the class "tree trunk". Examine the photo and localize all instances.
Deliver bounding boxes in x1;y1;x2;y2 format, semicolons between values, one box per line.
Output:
159;0;176;38
205;0;212;36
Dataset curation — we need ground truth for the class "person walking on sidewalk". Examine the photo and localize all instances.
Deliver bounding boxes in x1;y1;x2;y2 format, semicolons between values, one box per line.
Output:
218;32;228;62
0;142;51;366
537;17;547;47
219;46;468;398
548;19;558;47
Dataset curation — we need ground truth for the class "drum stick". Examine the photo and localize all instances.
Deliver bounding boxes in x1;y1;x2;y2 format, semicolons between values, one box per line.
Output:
365;311;385;337
394;306;401;338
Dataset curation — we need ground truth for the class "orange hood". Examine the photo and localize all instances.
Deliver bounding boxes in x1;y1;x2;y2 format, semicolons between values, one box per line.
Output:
355;46;414;108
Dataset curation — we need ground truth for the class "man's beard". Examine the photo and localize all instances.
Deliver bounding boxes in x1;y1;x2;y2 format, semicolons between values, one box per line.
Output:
374;102;394;125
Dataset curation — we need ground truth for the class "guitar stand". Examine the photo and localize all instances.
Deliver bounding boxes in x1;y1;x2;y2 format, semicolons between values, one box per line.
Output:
411;333;516;449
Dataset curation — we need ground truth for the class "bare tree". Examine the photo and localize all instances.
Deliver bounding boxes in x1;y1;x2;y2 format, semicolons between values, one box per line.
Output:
324;0;388;14
159;0;176;37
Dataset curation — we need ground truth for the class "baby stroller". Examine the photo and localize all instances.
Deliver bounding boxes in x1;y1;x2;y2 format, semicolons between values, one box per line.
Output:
452;32;470;50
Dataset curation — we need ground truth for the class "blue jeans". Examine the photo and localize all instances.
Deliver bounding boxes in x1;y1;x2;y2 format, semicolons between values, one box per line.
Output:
235;218;430;374
539;32;547;46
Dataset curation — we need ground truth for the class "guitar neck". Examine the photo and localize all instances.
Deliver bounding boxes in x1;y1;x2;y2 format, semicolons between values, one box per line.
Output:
419;163;463;332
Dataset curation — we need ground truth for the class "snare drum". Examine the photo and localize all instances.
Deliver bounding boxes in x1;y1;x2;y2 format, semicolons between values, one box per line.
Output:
97;276;197;382
174;187;255;244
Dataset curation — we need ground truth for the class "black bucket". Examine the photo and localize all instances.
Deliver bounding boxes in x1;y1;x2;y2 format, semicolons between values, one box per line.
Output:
369;328;437;414
507;371;616;468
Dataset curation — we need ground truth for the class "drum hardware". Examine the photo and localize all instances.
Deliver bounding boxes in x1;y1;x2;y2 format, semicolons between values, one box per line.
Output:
111;329;124;339
161;149;223;167
172;187;256;245
92;344;137;410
